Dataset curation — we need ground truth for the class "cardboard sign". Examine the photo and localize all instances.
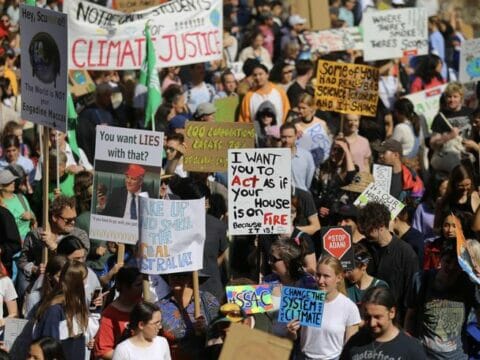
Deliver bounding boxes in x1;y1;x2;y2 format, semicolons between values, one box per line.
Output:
354;183;405;219
289;0;330;31
89;126;164;244
139;197;206;274
373;164;392;194
69;70;96;97
226;285;273;314
184;122;255;172
459;38;480;83
362;8;428;61
219;323;293;360
404;84;447;129
278;287;326;328
296;123;332;166
315;60;379;117
214;96;240;123
228;148;291;236
20;5;68;132
65;0;223;69
321;226;354;270
302;27;363;53
113;0;165;13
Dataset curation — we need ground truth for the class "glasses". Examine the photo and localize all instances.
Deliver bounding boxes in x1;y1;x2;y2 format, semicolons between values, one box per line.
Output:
268;254;283;264
58;215;76;225
165;146;176;152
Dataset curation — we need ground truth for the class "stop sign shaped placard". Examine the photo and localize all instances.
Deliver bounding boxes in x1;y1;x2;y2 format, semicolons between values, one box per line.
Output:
323;228;352;260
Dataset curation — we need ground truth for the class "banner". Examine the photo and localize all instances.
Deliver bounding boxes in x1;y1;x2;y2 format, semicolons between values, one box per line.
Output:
228;148;291;236
278;287;326;328
315;60;379;117
296;123;332;166
404;84;447;129
90;126;164;244
459;38;480;83
226;285;273;314
113;0;167;13
301;27;363;53
354;183;405;219
372;164;392;194
184;122;255;172
321;226;354;270
362;8;428;61
139;197;205;274
65;0;223;69
20;5;68;132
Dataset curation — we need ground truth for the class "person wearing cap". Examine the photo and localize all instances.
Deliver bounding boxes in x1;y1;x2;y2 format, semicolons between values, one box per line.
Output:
193;102;216;122
375;138;424;203
102;164;149;219
164;133;188;178
238;63;290;123
280;14;306;53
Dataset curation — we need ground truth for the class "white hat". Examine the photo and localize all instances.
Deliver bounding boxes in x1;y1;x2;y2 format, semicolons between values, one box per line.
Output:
289;14;307;27
0;169;17;185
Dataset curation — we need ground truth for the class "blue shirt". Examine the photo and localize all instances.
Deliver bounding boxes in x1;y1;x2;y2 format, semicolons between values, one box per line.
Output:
292;147;315;192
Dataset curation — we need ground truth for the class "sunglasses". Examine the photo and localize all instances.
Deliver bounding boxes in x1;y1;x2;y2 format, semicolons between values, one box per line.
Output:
58;215;76;225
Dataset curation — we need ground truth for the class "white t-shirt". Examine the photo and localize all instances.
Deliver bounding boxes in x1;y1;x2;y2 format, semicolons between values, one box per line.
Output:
112;336;171;360
300;293;360;359
0;276;17;319
391;121;420;159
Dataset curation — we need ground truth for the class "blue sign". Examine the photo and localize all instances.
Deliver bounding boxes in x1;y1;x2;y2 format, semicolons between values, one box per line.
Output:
278;286;326;328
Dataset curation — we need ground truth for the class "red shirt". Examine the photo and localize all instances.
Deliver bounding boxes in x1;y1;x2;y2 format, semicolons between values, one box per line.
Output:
94;304;131;358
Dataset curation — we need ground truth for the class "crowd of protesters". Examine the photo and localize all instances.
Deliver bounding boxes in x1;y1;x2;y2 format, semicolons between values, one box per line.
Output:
0;0;479;359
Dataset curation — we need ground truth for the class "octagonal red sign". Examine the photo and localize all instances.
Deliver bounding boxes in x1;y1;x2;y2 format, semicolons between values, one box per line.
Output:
323;228;352;260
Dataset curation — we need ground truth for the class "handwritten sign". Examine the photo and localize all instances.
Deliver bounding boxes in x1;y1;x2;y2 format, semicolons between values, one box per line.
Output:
315;60;379;117
373;164;392;194
139;197;205;274
226;285;273;314
301;27;363;53
362;7;428;61
90;126;164;244
278;287;326;328
404;84;447;129
228;148;291;235
69;70;96;97
459;38;480;83
354;183;405;219
321;226;354;270
184;122;255;173
296;123;331;166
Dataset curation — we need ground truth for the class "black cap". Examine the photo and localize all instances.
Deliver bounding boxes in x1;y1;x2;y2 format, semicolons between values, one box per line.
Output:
337;204;358;220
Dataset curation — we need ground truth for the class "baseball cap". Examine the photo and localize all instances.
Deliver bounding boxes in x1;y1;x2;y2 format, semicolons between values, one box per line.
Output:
125;164;145;178
337;204;358;220
0;169;18;185
289;14;307;27
168;114;188;133
194;103;216;119
373;139;402;154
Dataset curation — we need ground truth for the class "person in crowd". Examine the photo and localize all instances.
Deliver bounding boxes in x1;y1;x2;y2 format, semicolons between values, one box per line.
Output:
428;15;447;79
287;59;314;109
112;301;170;359
160;67;182;92
254;100;280;148
217;70;238;98
410;54;444;93
184;63;218;114
269;61;295;91
48;129;93;175
341;287;426;359
192;103;216;122
27;337;66;360
392;207;425;268
281;15;306;51
335;204;366;244
391;98;422;160
1;121;30;159
291;187;321;237
239;63;290;123
238;31;273;70
0;134;34;182
164;134;187;178
0;187;21;276
342;114;371;173
338;0;356;26
287;255;361;359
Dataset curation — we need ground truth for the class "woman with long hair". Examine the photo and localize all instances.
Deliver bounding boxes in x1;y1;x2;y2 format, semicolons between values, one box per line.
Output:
238;30;273;70
287;255;360;359
27;337;66;360
33;260;90;360
113;301;170;359
410;54;444;93
391;98;422;159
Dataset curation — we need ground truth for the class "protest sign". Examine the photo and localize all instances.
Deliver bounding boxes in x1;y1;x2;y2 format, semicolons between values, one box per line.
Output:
4;318;29;353
184;122;255;173
459;38;480;83
404;84;447;129
65;0;223;69
219;323;293;360
296;123;332;166
69;70;96;97
215;96;240;123
278;287;326;328
226;284;273;314
301;27;363;54
315;60;379;117
113;0;166;13
373;164;392;194
20;5;68;132
139;197;205;274
289;0;330;31
455;216;480;285
90;126;164;244
354;183;405;219
362;8;428;61
321;226;354;270
228;148;291;236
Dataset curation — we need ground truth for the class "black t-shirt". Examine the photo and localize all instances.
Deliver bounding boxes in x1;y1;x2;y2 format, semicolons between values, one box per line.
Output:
292;187;317;227
287;81;306;109
340;328;426;359
401;227;425;269
431;106;473;138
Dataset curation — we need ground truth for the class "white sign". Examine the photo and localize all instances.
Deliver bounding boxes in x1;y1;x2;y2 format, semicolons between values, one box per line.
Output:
20;5;68;131
228;148;291;235
296;124;332;166
373;164;392;194
302;27;363;53
65;0;223;69
139;197;206;275
362;8;428;61
404;84;447;130
354;183;405;219
90;126;164;244
459;38;480;83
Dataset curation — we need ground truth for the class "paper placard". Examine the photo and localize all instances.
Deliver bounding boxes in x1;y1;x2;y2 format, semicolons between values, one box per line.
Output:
228;148;291;236
321;226;355;270
89;126;164;244
404;84;447;129
69;70;96;97
20;5;68;131
362;8;428;61
354;183;405;219
139;197;206;274
315;60;379;117
302;27;363;53
372;164;392;194
459;38;480;83
226;285;273;314
184;122;255;173
278;287;326;328
65;0;223;69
